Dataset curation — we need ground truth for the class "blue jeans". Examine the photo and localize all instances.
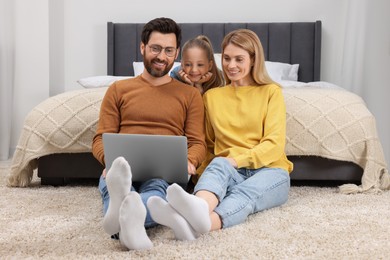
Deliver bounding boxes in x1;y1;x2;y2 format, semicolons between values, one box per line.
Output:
194;157;290;228
98;175;169;228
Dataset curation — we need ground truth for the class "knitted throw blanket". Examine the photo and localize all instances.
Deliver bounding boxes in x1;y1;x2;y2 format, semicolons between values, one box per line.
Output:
7;84;389;193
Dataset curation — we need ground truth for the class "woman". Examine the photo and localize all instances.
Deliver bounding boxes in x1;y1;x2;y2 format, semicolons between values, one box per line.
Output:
147;29;293;239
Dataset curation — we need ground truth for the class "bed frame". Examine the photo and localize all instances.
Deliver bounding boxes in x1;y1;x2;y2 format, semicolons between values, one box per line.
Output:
37;21;363;185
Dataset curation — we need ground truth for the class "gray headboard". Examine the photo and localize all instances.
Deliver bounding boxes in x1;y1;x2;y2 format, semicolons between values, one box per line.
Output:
108;21;321;82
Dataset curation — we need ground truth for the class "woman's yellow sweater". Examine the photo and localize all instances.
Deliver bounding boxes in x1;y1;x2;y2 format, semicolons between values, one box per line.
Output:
199;84;293;174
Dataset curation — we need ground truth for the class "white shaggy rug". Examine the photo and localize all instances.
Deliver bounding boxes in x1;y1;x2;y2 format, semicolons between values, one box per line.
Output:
1;161;389;259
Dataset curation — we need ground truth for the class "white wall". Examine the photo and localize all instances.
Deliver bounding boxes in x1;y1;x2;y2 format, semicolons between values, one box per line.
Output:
362;0;390;167
11;0;50;152
11;0;389;165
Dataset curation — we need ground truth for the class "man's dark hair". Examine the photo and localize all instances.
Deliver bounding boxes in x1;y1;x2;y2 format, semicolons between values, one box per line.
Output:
141;17;182;48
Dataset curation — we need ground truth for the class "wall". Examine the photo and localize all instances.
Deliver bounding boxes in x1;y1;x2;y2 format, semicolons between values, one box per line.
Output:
362;0;390;166
11;0;389;165
11;0;50;153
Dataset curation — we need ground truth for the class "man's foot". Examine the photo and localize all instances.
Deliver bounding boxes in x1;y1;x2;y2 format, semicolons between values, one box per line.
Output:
119;192;153;250
103;157;132;235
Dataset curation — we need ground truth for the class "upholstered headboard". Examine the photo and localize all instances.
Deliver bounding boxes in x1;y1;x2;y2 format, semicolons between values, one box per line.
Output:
107;21;321;82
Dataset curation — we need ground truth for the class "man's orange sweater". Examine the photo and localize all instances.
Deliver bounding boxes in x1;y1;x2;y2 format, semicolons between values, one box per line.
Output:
92;76;206;168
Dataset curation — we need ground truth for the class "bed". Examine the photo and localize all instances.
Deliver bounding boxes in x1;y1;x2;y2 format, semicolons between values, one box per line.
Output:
7;21;389;194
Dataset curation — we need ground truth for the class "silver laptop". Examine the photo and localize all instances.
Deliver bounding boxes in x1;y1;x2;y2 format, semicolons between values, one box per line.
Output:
102;133;189;187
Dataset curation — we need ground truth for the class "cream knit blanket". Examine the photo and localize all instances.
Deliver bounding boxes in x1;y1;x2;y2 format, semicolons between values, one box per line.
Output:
7;84;389;193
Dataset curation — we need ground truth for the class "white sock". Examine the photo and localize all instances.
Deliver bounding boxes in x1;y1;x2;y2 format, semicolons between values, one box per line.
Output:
103;156;132;236
119;192;153;250
147;196;198;241
166;183;211;234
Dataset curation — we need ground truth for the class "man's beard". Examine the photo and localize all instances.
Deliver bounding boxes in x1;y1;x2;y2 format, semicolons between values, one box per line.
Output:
144;57;174;78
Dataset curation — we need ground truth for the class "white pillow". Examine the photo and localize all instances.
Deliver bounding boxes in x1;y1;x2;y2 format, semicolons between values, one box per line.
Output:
77;75;132;88
265;61;299;81
133;62;181;76
133;62;145;76
213;53;222;70
211;56;298;82
278;80;342;89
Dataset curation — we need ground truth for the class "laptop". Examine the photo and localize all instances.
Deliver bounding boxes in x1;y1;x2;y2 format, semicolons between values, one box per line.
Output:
102;133;189;187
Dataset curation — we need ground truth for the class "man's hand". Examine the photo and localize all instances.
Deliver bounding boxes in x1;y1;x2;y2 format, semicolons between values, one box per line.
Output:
187;161;197;175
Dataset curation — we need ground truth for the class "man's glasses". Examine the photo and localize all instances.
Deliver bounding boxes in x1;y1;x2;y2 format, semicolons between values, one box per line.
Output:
147;44;177;57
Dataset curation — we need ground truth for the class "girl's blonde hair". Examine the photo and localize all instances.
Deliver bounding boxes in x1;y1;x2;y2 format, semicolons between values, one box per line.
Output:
181;35;225;92
221;29;276;86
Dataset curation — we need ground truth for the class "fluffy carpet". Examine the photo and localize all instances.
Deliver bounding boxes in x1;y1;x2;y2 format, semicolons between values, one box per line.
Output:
1;161;389;259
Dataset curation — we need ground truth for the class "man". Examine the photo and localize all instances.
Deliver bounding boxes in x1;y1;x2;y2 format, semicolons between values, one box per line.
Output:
92;17;206;250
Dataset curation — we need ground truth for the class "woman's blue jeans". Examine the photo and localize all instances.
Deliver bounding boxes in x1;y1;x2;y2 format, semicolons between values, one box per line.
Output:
194;157;290;228
98;175;169;228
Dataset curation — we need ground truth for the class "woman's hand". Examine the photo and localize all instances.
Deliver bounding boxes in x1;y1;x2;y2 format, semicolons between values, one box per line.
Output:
225;157;238;168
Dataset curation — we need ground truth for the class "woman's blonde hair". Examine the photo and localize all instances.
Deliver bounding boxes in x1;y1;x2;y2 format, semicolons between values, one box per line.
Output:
181;35;225;92
221;29;276;86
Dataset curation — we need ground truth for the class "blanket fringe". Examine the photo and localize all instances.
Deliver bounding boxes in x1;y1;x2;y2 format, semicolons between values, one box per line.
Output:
338;184;382;194
7;160;37;187
379;170;390;190
339;167;390;194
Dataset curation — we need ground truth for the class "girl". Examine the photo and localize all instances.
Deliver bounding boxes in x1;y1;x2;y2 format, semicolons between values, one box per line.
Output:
170;35;224;94
148;29;293;239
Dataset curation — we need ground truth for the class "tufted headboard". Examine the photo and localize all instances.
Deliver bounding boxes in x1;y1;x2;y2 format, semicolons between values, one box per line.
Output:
107;21;321;82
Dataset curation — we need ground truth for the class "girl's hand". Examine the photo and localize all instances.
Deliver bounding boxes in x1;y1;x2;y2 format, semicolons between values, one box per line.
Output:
193;72;213;94
195;72;213;85
179;70;213;86
178;69;193;85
